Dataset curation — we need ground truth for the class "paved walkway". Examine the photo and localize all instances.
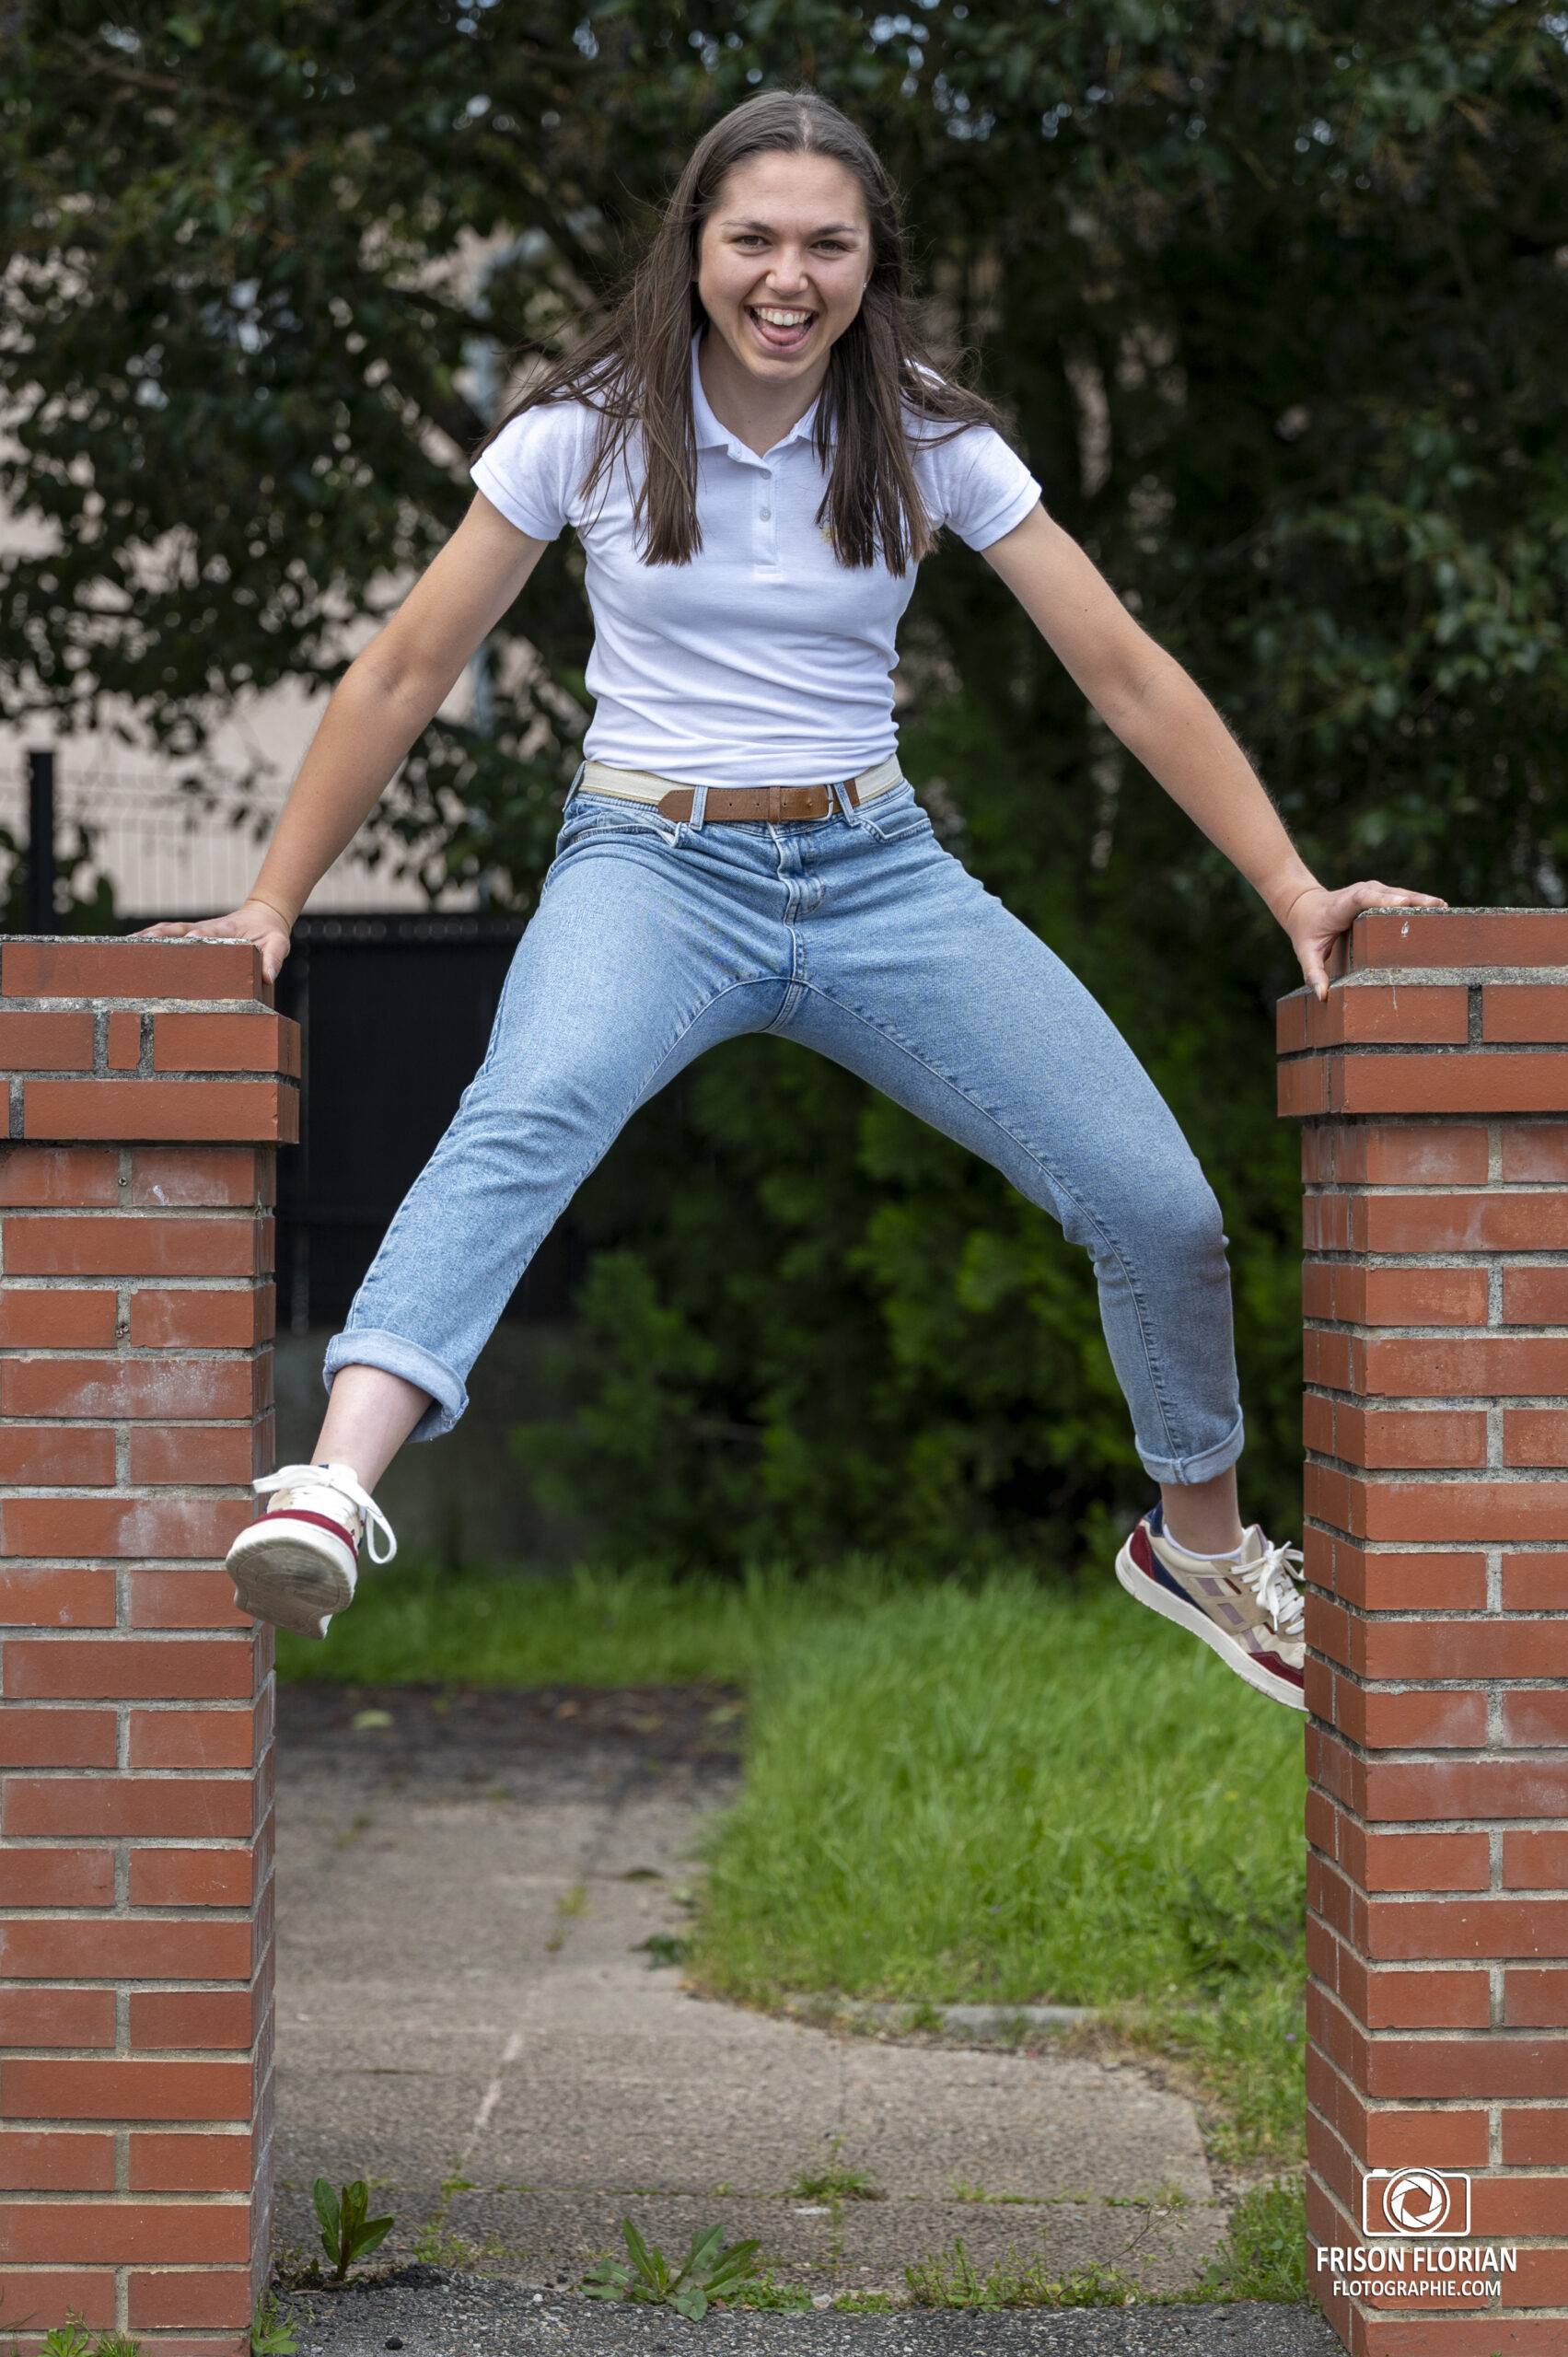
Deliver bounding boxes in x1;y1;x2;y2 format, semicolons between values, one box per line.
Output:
272;1684;1335;2352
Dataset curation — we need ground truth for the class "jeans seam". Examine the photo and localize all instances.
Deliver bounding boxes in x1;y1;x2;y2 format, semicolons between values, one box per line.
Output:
796;980;1187;1469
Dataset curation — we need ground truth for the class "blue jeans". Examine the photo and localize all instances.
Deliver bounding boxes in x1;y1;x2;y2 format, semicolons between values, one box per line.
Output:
323;764;1246;1484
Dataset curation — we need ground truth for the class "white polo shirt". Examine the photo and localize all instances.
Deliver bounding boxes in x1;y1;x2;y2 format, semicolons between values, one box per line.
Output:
470;326;1042;788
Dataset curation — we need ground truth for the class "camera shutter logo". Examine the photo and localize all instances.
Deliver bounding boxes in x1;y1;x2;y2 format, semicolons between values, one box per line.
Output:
1363;2167;1470;2237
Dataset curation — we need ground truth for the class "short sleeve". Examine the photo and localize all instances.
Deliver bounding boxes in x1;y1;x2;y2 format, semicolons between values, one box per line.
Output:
931;422;1043;552
469;400;591;541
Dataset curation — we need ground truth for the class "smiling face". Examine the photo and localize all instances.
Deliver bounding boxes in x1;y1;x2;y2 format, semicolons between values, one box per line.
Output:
693;150;873;384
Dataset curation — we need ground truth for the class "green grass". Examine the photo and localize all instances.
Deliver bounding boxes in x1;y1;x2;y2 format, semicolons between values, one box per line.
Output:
278;1551;1306;2176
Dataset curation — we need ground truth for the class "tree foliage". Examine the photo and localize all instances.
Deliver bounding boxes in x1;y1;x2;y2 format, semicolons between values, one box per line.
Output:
6;3;1566;1560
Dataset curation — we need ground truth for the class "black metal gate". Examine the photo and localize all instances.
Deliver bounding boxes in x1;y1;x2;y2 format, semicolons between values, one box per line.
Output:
273;913;580;1333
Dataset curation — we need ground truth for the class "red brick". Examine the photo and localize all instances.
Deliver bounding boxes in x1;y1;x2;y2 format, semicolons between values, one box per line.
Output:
1501;1688;1568;1745
1504;1831;1568;1888
129;1422;266;1486
1365;2033;1568;2100
1283;982;1471;1050
1503;1121;1568;1181
1371;1190;1568;1250
24;1077;296;1144
0;1424;115;1485
1365;1333;1568;1394
130;1287;269;1347
1345;908;1568;969
1301;1120;1490;1185
0;1354;259;1422
2;1214;266;1278
130;1989;259;2049
0;1849;115;1907
1345;1828;1492;1895
1483;982;1568;1040
1504;1263;1568;1321
1365;1896;1568;1960
0;1989;116;2046
3;1777;254;1840
1;938;264;1001
0;1567;116;1627
0;2270;116;2331
128;2130;252;2192
1355;1617;1568;1679
0;2202;250;2264
1364;1755;1568;1821
108;1008;142;1070
1305;1397;1488;1469
127;2269;255;2329
1307;1462;1568;1543
1505;1406;1568;1464
0;1145;119;1205
1503;1550;1568;1608
1338;1051;1568;1114
0;1011;94;1069
129;1705;258;1770
0;1286;118;1346
4;1638;253;1701
129;1848;256;1908
0;1708;117;1768
127;1569;252;1630
1306;1533;1489;1612
1502;2107;1568;2164
1;1494;249;1561
1504;1968;1568;2026
154;1010;299;1078
1313;1262;1490;1327
127;1144;273;1207
0;1920;251;1981
0;2131;116;2191
0;2057;253;2120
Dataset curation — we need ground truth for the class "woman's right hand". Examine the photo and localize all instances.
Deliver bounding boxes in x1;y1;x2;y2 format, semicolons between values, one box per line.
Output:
126;898;294;986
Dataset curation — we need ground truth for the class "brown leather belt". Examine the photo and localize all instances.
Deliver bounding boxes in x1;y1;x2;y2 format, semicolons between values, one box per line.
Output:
579;750;903;824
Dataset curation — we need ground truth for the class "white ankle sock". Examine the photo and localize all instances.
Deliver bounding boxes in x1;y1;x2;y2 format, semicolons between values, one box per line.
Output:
1169;1532;1247;1562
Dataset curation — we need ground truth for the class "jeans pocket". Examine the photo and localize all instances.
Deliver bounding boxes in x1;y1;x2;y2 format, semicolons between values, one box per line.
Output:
859;779;933;844
557;789;685;850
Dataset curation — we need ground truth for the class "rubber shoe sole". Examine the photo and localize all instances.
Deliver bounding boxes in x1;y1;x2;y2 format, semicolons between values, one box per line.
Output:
1114;1530;1307;1713
226;1523;356;1642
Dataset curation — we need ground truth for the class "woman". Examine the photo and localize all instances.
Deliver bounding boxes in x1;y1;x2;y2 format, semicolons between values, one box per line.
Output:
133;87;1445;1710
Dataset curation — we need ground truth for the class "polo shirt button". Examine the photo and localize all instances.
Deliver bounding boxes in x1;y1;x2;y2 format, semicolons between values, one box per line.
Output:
759;506;772;520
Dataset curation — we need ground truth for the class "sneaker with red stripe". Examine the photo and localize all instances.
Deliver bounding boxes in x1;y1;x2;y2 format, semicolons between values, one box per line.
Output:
226;1460;397;1641
1113;1498;1306;1712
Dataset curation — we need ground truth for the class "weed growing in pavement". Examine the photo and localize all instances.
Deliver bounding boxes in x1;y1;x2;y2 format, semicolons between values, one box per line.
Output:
904;2238;1144;2308
581;2218;764;2319
784;2131;882;2204
311;2175;395;2280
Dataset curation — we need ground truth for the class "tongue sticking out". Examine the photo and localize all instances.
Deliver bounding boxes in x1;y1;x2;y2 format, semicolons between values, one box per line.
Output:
749;308;812;352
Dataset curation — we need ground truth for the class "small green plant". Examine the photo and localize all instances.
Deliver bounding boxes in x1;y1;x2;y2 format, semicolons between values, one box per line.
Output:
785;2133;881;2203
831;2289;898;2311
722;2268;813;2310
581;2218;763;2319
311;2175;395;2281
250;2287;299;2354
41;2328;97;2357
636;1932;689;1967
904;2236;1143;2308
1187;2172;1307;2304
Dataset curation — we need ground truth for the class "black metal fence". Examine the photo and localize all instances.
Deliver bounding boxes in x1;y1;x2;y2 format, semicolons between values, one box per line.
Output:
272;913;579;1333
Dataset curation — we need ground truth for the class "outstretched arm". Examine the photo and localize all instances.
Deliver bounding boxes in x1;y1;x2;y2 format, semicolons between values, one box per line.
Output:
129;493;551;976
980;505;1446;998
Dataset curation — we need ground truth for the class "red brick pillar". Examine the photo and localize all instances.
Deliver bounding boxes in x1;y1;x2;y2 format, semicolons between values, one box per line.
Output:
1280;907;1568;2354
0;937;296;2356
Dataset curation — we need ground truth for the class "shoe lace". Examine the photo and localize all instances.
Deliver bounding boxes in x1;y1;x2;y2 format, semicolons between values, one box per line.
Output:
1240;1538;1305;1637
252;1461;399;1566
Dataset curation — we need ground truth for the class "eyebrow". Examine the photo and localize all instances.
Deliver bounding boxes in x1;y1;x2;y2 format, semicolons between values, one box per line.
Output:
719;217;863;237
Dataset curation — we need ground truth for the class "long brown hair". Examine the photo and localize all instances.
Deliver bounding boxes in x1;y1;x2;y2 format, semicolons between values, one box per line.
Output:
470;85;1023;574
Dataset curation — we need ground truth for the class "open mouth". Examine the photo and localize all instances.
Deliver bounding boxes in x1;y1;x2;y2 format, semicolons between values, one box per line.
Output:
746;306;815;353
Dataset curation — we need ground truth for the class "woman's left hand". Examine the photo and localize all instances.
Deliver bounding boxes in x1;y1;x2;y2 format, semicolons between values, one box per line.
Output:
1277;879;1450;1003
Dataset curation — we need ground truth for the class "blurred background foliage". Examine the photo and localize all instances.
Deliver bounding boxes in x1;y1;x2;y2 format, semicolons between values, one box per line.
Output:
5;2;1565;1565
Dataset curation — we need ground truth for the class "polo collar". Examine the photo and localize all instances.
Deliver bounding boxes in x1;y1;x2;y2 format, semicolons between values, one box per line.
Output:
690;325;824;457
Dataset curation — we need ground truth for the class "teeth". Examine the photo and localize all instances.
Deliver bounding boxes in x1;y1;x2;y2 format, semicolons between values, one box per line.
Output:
752;308;812;328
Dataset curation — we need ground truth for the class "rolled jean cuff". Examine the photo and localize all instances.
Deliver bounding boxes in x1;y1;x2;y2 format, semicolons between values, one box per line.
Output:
321;1327;468;1444
1136;1407;1245;1487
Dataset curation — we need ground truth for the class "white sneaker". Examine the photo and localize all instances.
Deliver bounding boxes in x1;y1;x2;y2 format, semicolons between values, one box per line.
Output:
226;1460;397;1641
